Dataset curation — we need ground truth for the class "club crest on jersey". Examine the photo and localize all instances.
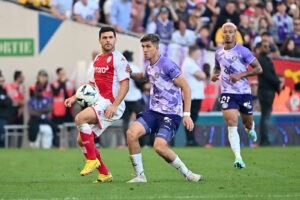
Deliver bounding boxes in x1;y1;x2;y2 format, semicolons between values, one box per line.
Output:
107;56;112;63
155;72;159;78
232;56;237;61
95;66;109;73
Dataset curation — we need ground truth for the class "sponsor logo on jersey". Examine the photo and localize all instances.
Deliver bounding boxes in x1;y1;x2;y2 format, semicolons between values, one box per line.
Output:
95;66;109;73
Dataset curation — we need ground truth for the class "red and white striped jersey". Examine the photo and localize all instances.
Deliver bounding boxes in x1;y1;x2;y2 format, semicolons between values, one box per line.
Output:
89;50;129;108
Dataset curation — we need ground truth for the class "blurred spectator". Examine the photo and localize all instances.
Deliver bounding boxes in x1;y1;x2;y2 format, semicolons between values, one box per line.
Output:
202;0;220;29
50;0;73;20
212;0;240;45
256;17;270;35
239;14;254;50
186;0;196;13
29;70;52;98
257;40;280;146
171;19;196;46
243;0;258;16
272;75;291;113
103;0;115;24
251;3;266;33
249;78;260;111
280;38;300;58
236;0;246;14
27;86;54;149
110;0;132;33
264;0;274;16
200;63;219;112
175;0;189;22
194;0;206;17
187;10;202;33
131;0;147;33
147;6;174;41
122;50;144;146
286;0;300;19
5;71;25;125
288;18;300;48
51;68;75;145
182;45;206;146
289;82;300;112
270;1;294;46
74;0;100;26
196;26;212;49
254;32;280;57
0;73;13;147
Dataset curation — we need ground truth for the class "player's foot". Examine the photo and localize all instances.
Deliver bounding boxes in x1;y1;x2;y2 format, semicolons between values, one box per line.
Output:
186;171;203;182
93;173;113;183
127;174;147;183
80;159;100;176
248;130;257;142
234;158;246;169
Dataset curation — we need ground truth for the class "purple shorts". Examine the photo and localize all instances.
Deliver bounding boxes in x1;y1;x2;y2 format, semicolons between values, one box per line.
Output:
220;93;253;115
136;110;182;142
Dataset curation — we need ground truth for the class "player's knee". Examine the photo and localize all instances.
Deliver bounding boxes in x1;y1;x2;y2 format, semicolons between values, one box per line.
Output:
227;119;237;126
153;142;165;156
75;113;86;126
126;128;138;142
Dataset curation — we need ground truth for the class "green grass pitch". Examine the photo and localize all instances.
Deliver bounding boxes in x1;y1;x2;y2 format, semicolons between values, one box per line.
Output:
1;147;300;200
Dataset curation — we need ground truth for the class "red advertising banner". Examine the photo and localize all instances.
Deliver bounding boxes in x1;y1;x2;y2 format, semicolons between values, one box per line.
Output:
272;58;300;90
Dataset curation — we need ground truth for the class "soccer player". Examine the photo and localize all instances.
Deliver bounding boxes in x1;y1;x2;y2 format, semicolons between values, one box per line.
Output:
64;27;129;182
211;22;263;169
126;34;202;183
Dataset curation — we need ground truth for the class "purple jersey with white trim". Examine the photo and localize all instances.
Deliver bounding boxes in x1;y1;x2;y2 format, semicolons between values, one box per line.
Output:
145;56;183;116
215;43;255;94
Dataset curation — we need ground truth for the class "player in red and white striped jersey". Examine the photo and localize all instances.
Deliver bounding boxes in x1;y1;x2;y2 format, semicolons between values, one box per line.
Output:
64;27;129;183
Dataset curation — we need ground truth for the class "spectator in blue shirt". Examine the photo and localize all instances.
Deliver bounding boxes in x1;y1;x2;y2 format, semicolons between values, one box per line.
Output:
110;0;132;33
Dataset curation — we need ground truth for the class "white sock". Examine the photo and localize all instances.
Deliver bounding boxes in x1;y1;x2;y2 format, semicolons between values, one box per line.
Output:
228;126;242;160
130;153;145;176
170;156;189;177
245;121;255;134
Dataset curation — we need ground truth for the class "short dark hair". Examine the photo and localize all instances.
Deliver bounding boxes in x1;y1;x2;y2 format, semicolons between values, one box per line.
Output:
56;67;63;74
14;70;22;81
188;45;200;55
99;26;116;38
140;34;160;45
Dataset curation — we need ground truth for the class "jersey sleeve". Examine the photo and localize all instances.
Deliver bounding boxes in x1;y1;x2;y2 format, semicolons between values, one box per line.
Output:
89;65;95;84
215;52;220;67
163;61;181;80
242;47;255;65
116;55;130;82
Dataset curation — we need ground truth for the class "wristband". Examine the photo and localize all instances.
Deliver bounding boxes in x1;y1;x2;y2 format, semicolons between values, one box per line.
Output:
183;112;191;117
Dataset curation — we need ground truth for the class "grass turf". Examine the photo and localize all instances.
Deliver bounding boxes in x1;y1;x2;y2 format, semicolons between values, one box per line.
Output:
0;147;300;200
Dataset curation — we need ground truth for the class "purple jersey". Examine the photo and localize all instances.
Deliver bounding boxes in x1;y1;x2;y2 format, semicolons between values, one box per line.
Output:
145;56;182;116
215;43;255;94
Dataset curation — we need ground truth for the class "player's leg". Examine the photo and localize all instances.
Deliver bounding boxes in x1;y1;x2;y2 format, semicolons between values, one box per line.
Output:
240;113;257;142
222;109;245;168
75;107;100;176
126;121;147;183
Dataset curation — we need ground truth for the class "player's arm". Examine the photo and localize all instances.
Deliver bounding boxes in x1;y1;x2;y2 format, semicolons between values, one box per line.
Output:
230;59;263;83
126;64;149;82
211;65;221;82
105;79;129;119
173;75;194;131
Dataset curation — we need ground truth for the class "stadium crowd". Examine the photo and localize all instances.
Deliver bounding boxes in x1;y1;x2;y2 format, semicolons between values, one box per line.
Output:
1;0;300;148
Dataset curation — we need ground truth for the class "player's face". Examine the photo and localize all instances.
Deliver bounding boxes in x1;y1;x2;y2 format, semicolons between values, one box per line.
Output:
141;41;158;60
222;25;236;44
99;32;116;53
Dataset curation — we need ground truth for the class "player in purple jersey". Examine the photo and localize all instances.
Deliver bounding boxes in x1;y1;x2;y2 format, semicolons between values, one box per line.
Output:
211;22;263;169
126;34;202;183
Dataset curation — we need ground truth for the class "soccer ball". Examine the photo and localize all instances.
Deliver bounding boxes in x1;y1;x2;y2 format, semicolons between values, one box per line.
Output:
76;84;99;107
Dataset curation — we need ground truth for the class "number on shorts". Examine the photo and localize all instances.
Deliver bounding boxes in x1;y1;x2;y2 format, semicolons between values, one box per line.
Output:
220;96;230;104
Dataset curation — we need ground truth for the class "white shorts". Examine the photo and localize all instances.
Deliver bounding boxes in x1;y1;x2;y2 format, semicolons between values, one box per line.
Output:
90;97;124;137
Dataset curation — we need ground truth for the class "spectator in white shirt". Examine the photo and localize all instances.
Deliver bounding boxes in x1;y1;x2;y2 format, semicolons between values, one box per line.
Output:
182;45;206;146
50;0;73;20
171;19;196;46
74;0;100;26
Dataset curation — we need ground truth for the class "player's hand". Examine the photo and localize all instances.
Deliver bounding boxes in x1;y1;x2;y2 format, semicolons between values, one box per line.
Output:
183;116;194;131
210;73;220;82
126;64;132;75
64;96;76;107
229;74;242;83
105;105;117;119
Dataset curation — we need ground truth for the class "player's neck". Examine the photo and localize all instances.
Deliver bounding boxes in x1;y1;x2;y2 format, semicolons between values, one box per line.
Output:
224;42;236;50
102;48;115;55
150;53;161;66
